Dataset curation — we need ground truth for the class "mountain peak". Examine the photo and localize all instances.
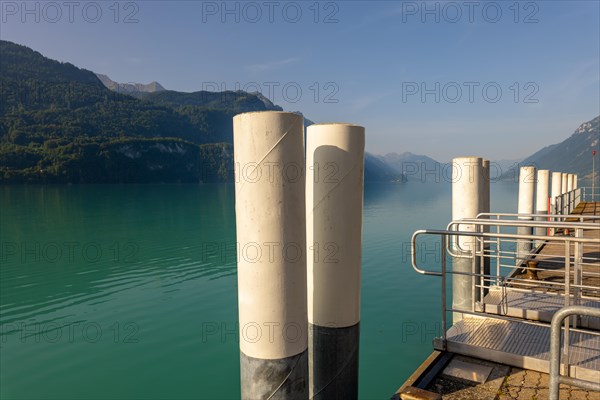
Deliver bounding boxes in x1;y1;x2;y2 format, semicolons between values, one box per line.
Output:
573;116;599;136
96;73;166;94
518;115;599;181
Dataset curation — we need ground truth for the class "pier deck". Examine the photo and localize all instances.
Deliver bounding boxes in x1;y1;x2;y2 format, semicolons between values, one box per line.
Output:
395;202;600;400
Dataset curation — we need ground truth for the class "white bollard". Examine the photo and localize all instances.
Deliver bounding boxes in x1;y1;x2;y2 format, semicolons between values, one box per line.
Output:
233;111;308;399
551;172;563;222
551;172;562;214
535;170;550;244
574;174;579;210
306;123;365;400
567;174;574;192
567;174;575;213
481;160;491;217
480;160;491;295
451;156;483;322
517;166;536;265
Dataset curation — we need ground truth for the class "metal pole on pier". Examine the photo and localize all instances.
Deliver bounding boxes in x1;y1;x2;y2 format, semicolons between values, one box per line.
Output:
306;123;365;400
451;156;483;322
233;111;308;399
517;166;536;265
535;170;550;245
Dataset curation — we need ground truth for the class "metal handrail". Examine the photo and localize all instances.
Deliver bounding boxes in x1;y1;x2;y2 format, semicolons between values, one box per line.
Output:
549;306;600;400
476;212;600;222
409;228;600;347
412;229;600;275
555;188;583;215
444;219;599;259
451;219;600;230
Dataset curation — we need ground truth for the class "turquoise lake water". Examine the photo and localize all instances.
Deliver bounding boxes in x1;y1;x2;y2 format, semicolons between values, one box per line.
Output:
0;181;518;399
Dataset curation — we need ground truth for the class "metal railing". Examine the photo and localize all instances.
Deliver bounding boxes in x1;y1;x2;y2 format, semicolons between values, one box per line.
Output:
549;306;600;400
407;196;600;390
555;188;582;215
410;227;599;339
581;186;600;202
555;187;599;215
476;212;600;223
409;220;600;375
445;218;600;300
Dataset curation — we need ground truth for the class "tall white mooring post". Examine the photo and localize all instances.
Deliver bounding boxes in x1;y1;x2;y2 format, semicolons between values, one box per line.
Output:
233;111;308;399
517;166;536;265
567;174;574;192
451;156;483;323
535;170;550;245
551;172;562;214
306;123;365;400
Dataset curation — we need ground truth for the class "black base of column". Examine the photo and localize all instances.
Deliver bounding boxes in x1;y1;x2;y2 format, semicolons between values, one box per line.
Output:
309;322;360;400
240;349;308;400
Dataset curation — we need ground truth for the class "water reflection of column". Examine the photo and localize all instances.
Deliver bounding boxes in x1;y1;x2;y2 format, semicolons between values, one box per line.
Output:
233;111;308;399
306;123;365;400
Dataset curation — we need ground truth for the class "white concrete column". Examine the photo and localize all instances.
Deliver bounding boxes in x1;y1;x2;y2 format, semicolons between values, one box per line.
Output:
567;174;575;213
551;172;562;214
480;160;491;294
567;174;574;192
451;156;483;322
517;166;536;265
306;123;364;400
574;174;578;189
562;174;568;194
233;111;308;399
535;170;550;243
481;160;491;217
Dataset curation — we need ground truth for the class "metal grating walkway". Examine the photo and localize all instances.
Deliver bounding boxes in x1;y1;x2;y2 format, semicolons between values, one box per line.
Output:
445;316;600;384
483;287;600;329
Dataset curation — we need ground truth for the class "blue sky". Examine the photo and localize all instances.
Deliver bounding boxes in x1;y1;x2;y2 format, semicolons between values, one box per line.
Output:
2;0;599;161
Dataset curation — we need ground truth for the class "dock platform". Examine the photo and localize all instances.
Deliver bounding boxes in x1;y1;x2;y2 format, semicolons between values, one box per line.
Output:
395;201;600;400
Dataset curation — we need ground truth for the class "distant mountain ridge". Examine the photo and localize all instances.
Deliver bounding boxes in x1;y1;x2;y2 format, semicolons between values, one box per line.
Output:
96;73;166;95
377;152;439;181
0;40;402;183
96;74;166;95
0;40;274;183
365;153;404;183
503;116;599;181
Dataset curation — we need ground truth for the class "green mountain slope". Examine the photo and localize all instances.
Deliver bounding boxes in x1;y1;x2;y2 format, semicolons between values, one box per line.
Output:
523;116;599;181
1;40;401;183
501;116;599;182
0;41;262;183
